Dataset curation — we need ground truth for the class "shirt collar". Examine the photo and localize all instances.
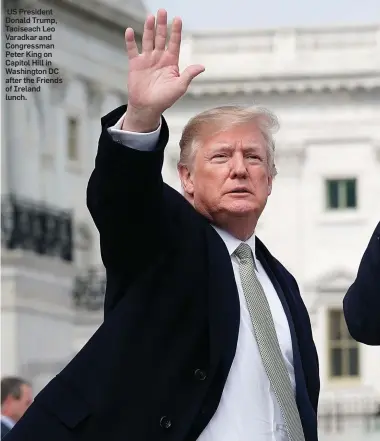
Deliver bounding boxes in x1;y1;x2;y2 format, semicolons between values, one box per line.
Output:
1;415;15;429
212;225;258;267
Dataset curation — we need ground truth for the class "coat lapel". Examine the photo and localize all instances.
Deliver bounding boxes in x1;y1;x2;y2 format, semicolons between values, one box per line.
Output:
255;238;318;411
255;240;304;371
205;227;240;371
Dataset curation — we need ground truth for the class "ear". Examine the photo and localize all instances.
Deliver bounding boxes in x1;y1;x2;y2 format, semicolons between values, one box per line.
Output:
177;164;195;196
267;175;273;196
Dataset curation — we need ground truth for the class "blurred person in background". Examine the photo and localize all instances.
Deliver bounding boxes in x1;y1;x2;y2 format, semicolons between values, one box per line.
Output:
6;9;319;441
1;377;33;439
343;221;380;345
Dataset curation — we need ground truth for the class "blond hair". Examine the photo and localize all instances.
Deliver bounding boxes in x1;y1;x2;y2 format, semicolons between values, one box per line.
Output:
178;105;279;177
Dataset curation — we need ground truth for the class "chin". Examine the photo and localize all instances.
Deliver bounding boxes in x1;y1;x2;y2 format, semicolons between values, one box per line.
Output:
224;201;257;216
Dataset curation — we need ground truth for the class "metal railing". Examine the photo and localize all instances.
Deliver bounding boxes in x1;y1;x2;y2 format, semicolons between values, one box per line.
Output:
318;399;380;435
1;194;73;262
72;266;106;311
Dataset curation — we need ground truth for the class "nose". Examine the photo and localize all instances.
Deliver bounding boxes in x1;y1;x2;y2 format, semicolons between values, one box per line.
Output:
230;153;248;178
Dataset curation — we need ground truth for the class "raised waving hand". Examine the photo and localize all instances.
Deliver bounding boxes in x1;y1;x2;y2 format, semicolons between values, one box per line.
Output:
123;9;205;131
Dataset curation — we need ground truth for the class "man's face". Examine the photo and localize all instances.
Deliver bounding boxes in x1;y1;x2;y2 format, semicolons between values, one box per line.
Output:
180;123;272;226
5;384;33;422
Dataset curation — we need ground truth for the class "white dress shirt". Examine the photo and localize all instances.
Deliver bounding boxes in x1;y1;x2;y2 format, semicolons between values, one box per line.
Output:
1;414;15;430
108;115;295;441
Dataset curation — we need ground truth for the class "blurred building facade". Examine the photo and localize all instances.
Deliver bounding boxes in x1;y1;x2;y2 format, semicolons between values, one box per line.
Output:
1;0;145;391
1;1;380;439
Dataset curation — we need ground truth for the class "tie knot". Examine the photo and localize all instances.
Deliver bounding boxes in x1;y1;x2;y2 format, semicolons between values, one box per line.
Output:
234;243;253;261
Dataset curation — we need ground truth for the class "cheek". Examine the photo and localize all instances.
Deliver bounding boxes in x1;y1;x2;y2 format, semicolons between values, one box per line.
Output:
252;170;271;192
193;173;224;205
195;167;226;189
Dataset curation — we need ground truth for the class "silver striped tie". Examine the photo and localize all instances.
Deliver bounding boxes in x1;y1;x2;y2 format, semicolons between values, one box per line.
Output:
234;243;305;441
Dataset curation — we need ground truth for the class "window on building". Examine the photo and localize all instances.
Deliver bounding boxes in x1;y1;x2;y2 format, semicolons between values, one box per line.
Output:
328;309;360;379
67;116;79;161
325;178;357;210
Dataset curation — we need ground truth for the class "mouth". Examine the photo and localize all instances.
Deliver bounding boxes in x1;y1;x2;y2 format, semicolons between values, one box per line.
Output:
228;188;251;194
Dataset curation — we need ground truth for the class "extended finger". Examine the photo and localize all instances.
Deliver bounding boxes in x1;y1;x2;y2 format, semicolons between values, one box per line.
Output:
142;14;155;53
125;28;138;59
180;64;205;89
155;9;168;51
167;17;182;61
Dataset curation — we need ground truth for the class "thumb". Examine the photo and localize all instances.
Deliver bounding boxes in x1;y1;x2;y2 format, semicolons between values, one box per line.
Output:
180;64;205;89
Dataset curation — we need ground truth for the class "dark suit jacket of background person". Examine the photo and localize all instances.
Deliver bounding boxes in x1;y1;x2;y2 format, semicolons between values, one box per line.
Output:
1;422;11;439
343;221;380;345
6;105;320;441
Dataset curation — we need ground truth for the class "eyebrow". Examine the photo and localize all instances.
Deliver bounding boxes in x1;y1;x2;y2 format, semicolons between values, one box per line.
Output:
210;144;263;152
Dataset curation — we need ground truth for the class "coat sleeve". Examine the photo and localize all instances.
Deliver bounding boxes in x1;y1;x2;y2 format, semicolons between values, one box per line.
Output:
343;222;380;345
87;105;171;312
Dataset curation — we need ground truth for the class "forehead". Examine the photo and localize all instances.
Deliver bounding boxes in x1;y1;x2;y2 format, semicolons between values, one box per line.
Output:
202;123;265;148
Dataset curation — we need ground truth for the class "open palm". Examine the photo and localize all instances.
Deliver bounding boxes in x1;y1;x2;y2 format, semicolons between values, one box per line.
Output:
125;10;204;115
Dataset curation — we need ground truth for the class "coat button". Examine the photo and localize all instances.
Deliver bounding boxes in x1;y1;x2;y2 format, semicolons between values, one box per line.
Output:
194;369;207;381
160;416;172;429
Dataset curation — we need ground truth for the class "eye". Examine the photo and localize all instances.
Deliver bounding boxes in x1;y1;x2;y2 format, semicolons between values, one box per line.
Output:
247;154;263;161
211;153;229;162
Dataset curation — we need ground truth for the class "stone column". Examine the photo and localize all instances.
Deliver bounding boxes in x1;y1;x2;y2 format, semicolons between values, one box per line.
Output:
1;251;76;393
